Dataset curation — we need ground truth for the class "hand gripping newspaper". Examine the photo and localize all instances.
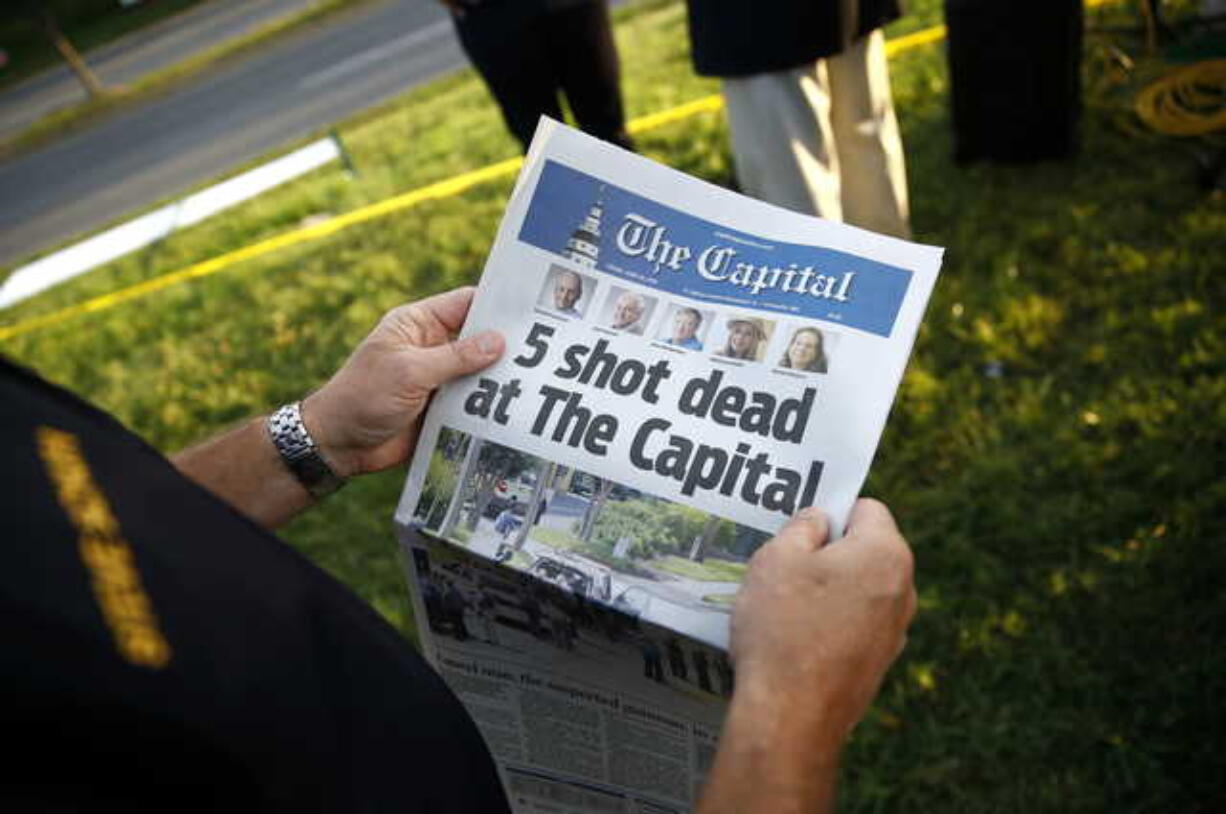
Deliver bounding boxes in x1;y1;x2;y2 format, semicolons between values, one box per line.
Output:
394;119;943;813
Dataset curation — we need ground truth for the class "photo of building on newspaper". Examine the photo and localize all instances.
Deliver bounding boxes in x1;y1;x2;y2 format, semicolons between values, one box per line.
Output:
410;427;770;648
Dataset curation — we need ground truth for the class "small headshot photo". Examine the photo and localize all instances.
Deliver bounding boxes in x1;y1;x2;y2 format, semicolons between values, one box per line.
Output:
538;265;596;318
777;325;831;374
713;315;774;362
657;304;712;351
601;287;656;336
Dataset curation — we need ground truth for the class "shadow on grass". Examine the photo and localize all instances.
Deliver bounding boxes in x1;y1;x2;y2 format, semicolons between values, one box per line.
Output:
835;57;1224;811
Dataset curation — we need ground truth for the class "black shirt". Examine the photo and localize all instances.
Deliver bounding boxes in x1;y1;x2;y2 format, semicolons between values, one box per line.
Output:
685;0;903;78
0;358;509;812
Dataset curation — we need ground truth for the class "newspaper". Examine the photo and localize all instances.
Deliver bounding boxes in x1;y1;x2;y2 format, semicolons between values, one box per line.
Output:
394;118;943;810
402;535;729;813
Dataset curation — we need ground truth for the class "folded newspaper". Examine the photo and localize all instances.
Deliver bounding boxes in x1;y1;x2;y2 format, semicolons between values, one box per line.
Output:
393;119;943;812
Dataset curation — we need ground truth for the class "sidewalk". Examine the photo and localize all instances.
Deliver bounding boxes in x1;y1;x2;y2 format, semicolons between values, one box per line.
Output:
0;0;325;141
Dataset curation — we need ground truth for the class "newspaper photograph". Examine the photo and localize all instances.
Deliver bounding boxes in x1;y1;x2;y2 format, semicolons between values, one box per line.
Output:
404;535;728;813
396;117;944;650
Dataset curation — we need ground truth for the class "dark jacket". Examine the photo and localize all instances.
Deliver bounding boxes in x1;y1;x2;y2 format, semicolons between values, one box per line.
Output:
0;358;511;812
686;0;903;77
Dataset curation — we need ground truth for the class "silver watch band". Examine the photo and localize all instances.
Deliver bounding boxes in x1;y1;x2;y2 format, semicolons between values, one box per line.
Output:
267;402;345;499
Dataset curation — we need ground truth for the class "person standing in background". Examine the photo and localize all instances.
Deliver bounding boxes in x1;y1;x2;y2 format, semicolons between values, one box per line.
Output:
640;635;665;683
442;0;634;152
692;647;713;693
667;637;689;680
685;0;911;238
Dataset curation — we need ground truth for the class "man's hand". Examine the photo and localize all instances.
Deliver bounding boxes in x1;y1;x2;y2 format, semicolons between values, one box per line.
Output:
303;286;504;478
173;287;502;528
698;500;916;813
732;499;916;734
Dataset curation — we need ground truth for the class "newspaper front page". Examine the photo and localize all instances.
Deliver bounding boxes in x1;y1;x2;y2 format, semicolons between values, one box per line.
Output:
394;118;943;809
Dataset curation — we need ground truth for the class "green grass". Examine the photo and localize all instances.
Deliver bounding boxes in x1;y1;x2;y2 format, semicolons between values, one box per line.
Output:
3;1;1224;810
529;526;585;550
527;525;658;578
652;555;747;583
2;0;719;277
531;531;747;583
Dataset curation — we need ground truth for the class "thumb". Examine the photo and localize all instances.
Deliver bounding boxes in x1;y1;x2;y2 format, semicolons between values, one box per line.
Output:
845;498;900;541
411;330;505;390
772;506;830;553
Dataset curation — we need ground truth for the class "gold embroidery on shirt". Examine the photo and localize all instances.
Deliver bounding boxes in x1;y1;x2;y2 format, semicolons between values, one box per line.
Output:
37;426;171;669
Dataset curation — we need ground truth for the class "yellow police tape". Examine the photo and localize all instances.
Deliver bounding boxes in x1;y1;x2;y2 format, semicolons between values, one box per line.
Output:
0;155;525;341
0;1;1118;343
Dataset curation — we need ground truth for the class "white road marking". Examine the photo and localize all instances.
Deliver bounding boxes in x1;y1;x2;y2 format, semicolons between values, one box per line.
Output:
0;138;340;309
297;19;454;91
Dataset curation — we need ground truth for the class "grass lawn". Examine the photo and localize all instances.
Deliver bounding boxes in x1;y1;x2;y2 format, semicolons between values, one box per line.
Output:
528;526;585;551
2;0;1223;810
652;555;747;583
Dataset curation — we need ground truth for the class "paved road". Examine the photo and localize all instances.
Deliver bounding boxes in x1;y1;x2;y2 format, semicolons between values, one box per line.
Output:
0;0;464;269
0;0;322;141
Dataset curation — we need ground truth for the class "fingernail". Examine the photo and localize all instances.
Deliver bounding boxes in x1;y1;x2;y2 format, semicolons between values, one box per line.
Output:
476;331;501;355
796;506;823;522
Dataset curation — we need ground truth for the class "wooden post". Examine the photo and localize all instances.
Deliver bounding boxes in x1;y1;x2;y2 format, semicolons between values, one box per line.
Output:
31;2;106;98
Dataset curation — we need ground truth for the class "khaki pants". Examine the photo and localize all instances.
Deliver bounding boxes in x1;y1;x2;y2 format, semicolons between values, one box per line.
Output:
722;30;911;238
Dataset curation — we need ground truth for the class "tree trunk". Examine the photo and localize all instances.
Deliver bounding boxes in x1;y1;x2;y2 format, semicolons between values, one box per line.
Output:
440;437;480;538
514;461;554;551
32;3;106;98
578;478;615;542
467;474;498;531
688;516;722;562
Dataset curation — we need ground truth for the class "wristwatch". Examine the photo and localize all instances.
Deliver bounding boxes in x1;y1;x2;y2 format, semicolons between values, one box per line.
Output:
267;401;346;499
